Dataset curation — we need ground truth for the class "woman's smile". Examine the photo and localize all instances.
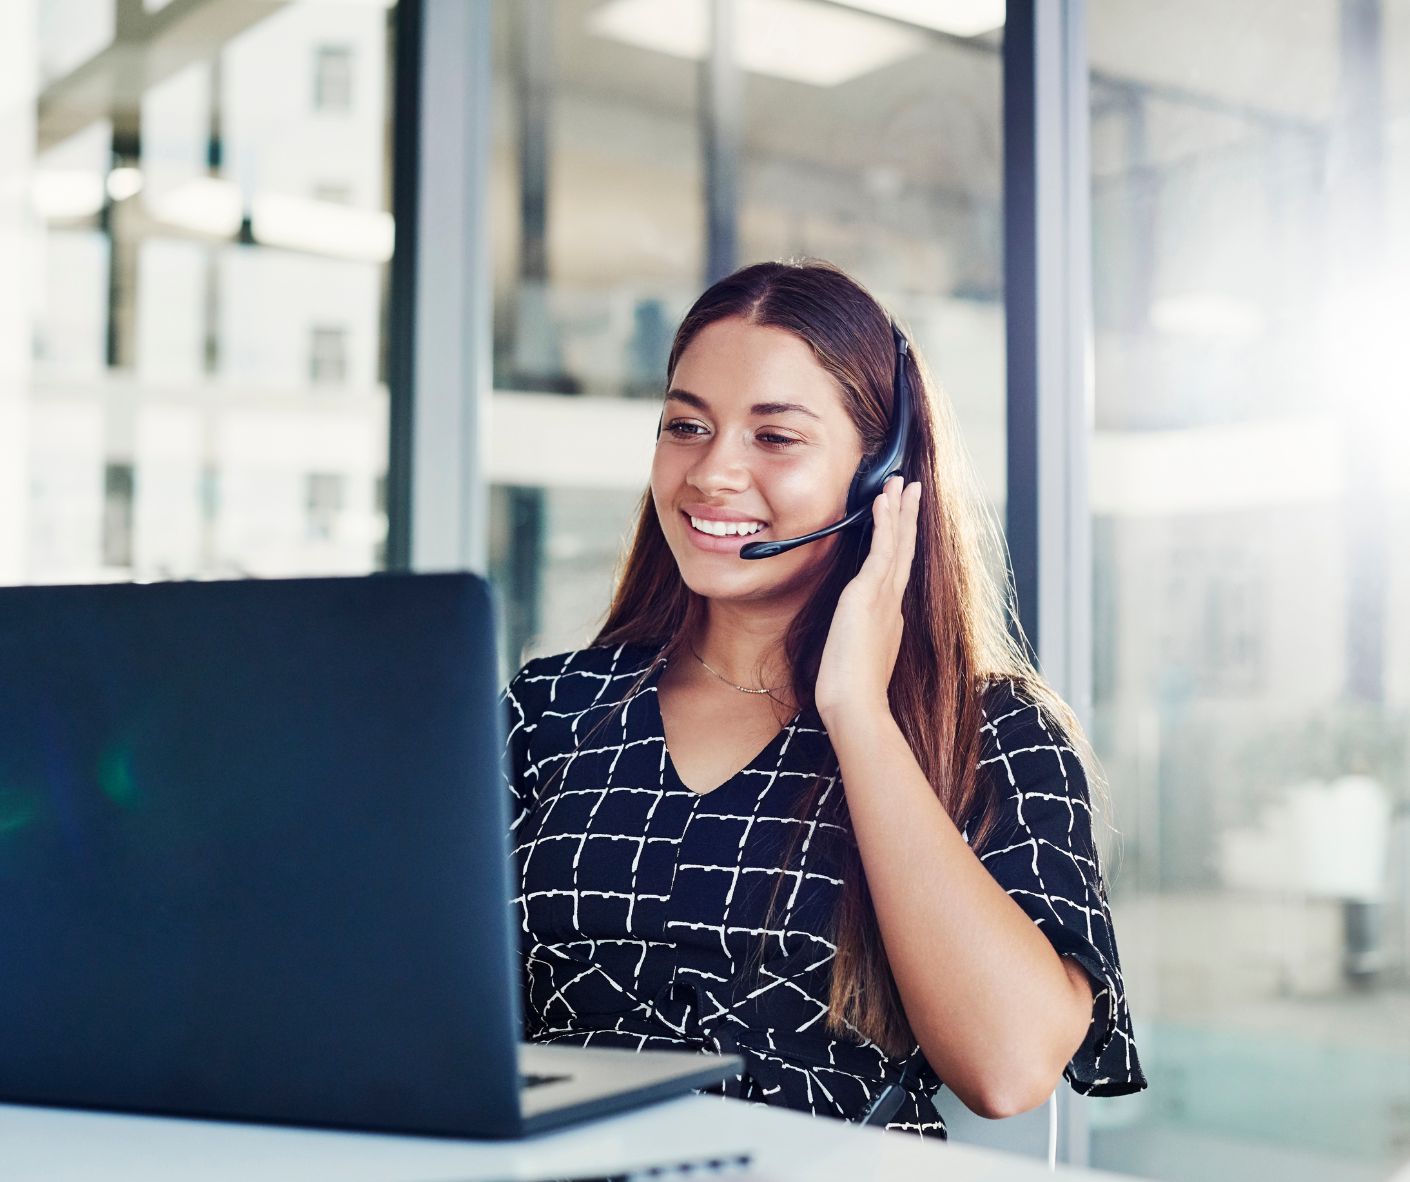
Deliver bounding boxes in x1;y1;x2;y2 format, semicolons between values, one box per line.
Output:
681;509;770;551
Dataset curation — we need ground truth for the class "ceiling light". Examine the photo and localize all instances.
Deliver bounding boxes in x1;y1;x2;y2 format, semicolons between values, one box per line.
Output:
32;170;105;220
588;0;925;87
831;0;1004;37
251;193;394;263
146;176;244;238
106;166;143;202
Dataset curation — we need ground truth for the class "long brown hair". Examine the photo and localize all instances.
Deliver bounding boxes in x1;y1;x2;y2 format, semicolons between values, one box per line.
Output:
593;259;1091;1057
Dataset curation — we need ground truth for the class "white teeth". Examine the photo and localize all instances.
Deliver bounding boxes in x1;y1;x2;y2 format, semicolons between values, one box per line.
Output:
689;516;764;538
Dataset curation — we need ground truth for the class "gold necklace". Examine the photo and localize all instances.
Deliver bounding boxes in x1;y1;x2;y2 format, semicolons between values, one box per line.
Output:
689;644;781;696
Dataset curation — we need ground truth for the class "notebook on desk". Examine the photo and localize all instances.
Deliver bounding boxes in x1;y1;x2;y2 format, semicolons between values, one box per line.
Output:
0;572;740;1138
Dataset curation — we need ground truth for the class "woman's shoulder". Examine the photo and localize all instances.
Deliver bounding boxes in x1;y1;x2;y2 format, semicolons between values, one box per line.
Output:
976;675;1074;753
505;638;666;711
960;678;1100;870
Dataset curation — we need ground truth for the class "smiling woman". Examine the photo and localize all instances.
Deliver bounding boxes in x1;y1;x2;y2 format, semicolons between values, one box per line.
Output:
502;259;1146;1137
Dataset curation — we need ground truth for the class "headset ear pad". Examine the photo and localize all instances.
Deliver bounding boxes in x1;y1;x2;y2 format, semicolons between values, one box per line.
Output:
845;328;914;520
845;457;882;519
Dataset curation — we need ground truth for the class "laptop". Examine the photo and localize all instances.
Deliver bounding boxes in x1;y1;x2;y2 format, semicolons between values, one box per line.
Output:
0;572;740;1138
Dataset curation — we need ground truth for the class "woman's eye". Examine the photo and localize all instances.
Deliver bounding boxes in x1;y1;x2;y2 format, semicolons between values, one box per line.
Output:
662;421;797;448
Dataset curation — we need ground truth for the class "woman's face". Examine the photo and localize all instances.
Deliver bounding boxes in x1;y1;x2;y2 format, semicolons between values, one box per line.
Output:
650;316;865;606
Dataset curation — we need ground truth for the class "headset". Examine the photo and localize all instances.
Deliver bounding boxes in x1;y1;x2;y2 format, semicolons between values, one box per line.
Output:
739;322;914;560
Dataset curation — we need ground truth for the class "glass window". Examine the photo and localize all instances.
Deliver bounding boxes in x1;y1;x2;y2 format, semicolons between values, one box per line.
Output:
102;462;135;569
1;2;396;585
1088;2;1410;1178
313;44;355;114
489;0;1005;667
309;324;350;386
304;472;346;543
313;181;353;205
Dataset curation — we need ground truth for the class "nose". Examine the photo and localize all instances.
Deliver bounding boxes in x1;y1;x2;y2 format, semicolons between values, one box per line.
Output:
684;428;751;497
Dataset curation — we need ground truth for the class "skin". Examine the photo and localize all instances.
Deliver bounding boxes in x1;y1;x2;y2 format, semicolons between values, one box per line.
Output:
650;314;1094;1119
651;315;863;700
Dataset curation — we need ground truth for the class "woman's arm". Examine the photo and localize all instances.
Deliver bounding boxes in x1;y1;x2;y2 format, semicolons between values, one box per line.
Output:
813;477;1093;1118
822;702;1093;1119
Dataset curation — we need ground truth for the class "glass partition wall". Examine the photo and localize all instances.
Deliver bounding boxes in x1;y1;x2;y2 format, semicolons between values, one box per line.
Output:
1;0;396;585
1088;1;1410;1178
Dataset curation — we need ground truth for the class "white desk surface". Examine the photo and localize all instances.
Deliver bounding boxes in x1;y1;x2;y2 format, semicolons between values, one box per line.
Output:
2;1095;1147;1182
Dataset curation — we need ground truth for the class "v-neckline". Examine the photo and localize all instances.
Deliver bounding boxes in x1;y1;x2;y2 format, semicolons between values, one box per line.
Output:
644;653;802;798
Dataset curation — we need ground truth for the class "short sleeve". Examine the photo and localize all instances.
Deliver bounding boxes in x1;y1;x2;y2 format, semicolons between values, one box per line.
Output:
970;683;1147;1097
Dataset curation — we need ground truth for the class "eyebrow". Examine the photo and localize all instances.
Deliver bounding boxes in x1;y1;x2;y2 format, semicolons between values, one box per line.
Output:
664;388;822;422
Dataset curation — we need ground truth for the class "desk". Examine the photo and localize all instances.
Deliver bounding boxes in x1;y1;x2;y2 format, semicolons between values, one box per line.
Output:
2;1096;1146;1182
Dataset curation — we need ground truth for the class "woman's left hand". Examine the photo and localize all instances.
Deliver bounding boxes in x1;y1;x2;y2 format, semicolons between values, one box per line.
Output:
814;474;922;725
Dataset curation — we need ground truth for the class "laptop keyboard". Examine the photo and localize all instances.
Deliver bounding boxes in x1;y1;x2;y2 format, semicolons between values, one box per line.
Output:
520;1071;570;1089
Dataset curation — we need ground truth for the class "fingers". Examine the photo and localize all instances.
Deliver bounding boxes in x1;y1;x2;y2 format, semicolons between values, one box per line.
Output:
893;479;921;595
866;476;898;572
866;475;920;595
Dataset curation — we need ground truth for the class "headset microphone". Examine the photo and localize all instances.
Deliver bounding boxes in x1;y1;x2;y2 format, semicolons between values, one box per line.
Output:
739;323;914;560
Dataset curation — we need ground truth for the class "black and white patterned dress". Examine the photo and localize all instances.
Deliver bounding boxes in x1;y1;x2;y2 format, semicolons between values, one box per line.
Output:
502;639;1146;1138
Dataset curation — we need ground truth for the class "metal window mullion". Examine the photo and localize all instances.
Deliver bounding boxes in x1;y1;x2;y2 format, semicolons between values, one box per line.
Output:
383;0;419;571
1056;0;1094;729
389;0;492;574
1004;0;1094;1165
702;0;740;284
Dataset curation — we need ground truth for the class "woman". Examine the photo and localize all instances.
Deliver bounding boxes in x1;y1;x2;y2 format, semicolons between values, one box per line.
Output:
502;259;1146;1137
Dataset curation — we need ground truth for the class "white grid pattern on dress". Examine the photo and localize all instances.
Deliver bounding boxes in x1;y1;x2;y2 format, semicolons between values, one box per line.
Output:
502;641;1145;1137
975;695;1142;1086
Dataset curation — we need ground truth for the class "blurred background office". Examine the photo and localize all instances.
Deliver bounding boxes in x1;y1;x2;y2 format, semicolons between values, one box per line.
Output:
1;1;1407;1178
